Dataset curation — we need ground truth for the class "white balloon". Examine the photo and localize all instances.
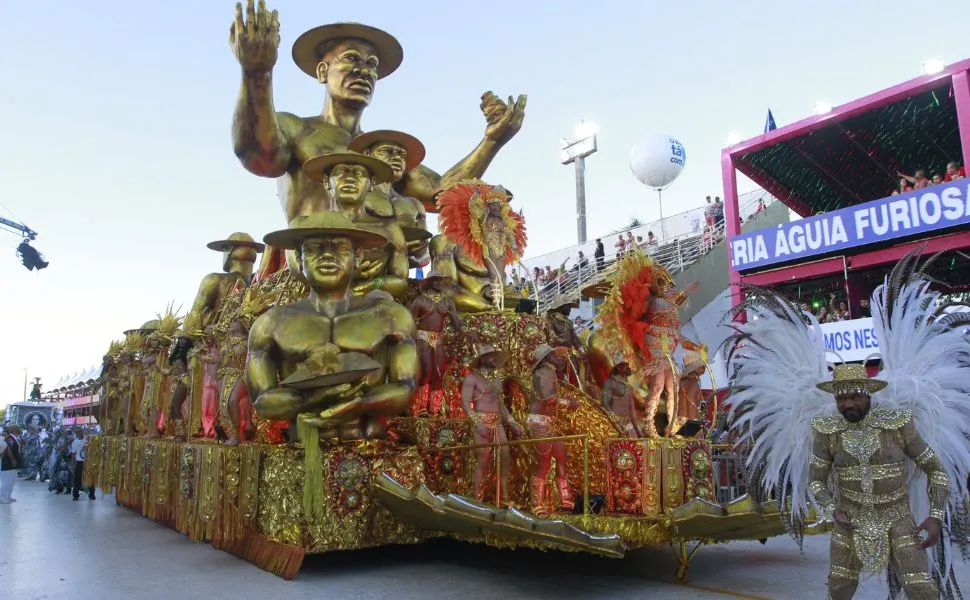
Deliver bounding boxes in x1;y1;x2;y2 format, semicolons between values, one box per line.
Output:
629;134;687;190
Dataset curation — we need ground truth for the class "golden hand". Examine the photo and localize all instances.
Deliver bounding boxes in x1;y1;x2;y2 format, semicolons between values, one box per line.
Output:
481;91;527;145
304;379;367;408
357;258;384;280
230;0;280;72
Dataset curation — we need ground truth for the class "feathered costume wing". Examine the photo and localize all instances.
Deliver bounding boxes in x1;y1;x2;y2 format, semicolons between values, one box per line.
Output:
869;250;970;586
594;252;656;386
722;286;835;525
436;180;527;268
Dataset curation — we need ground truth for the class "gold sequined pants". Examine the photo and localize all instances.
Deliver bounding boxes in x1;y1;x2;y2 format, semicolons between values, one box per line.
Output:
827;519;938;599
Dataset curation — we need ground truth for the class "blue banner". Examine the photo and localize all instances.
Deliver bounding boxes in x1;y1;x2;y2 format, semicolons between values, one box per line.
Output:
730;181;970;271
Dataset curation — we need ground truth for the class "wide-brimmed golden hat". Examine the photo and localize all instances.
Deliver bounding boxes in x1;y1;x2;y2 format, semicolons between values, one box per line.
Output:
348;130;426;170
292;23;403;80
531;343;568;371
401;226;433;243
581;280;612;299
263;211;388;251
302;152;394;185
544;295;579;313
816;363;887;395
124;319;159;336
206;232;265;253
420;270;454;290
471;345;510;368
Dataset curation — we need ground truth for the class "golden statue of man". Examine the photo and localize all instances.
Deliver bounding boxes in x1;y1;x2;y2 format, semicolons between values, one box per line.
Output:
245;211;418;440
302;151;410;300
228;0;525;274
349;130;431;269
188;232;265;329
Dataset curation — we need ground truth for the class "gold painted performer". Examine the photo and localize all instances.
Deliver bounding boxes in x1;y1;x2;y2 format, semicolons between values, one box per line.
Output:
245;211;418;441
726;251;970;600
527;344;577;515
228;0;526;277
409;271;465;416
460;345;525;505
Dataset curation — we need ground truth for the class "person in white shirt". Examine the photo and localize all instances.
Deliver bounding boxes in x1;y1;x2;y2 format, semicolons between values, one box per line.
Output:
70;429;96;501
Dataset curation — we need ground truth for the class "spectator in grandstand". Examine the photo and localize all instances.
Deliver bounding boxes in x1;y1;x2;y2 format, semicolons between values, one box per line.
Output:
755;198;766;213
946;161;966;181
543;266;554;285
614;235;626;255
576;251;590;278
800;302;813;314
857;296;871;318
594;239;605;271
624;231;635;253
817;306;831;324
829;293;850;320
932;173;944;186
713;197;725;228
898;169;931;190
510;268;522;291
532;267;542;287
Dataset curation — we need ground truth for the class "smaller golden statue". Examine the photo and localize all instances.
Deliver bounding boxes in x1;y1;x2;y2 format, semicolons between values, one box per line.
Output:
302;151;411;300
460;345;524;505
98;340;124;434
140;309;182;438
349;130;431;269
245;211;419;441
527;344;577;515
123;320;158;435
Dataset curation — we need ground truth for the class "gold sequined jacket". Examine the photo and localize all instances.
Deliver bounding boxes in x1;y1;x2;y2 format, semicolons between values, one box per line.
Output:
809;407;950;572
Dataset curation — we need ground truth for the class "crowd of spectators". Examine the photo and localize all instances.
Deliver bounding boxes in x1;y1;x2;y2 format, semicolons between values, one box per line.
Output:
892;161;964;195
798;292;871;323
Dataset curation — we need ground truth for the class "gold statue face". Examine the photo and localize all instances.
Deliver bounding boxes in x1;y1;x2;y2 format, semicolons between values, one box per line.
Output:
298;236;356;292
327;164;372;207
367;142;407;181
315;40;379;108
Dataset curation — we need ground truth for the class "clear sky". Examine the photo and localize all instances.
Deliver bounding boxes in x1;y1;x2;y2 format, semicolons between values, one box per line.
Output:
1;0;967;405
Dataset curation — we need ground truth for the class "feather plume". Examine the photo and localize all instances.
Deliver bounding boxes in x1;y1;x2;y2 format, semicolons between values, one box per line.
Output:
155;302;183;341
436;180;527;268
721;286;834;527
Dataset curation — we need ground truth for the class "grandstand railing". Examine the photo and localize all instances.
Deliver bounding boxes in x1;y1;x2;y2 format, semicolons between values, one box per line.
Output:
512;189;779;314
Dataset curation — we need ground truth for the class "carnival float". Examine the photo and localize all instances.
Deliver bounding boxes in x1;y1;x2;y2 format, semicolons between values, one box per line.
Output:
82;0;827;581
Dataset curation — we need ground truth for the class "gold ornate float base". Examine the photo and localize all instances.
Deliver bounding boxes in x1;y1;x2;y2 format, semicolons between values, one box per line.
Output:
84;435;429;579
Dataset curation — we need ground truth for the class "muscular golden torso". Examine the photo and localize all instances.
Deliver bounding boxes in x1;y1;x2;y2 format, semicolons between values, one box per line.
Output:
264;297;413;387
277;115;353;222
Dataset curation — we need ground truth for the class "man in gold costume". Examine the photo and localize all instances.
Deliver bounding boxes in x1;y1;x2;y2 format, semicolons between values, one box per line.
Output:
229;0;526;276
409;272;464;416
460;345;524;505
245;211;418;440
527;344;576;515
810;364;946;599
349;130;431;269
302;152;409;300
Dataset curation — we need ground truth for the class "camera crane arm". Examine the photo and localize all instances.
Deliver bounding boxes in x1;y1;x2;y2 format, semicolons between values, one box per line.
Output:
0;215;37;240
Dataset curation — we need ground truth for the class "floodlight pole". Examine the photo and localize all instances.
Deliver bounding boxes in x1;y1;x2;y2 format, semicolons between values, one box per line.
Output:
561;133;598;245
575;155;587;243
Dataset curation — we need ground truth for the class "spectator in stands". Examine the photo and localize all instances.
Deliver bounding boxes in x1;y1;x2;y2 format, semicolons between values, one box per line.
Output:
898;169;931;190
594;239;605;271
614;236;626;256
704;196;715;230
800;302;812;314
576;251;590;278
857;297;871;318
946;161;966;181
829;293;850;321
817;306;831;324
624;232;635;253
543;266;554;285
510;268;522;291
713;197;725;228
755;199;766;213
932;173;944;186
532;267;542;287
